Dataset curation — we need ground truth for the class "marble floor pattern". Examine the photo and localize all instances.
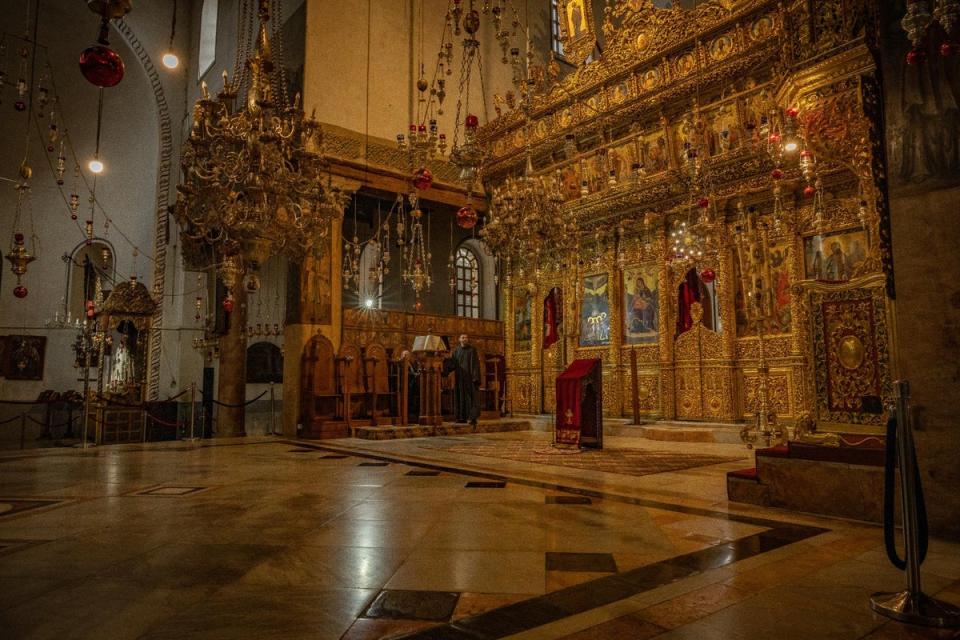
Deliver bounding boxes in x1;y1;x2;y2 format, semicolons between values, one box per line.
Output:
0;431;956;639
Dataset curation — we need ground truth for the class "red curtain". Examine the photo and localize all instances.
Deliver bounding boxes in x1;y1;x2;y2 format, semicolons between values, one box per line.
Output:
543;287;562;349
676;268;702;335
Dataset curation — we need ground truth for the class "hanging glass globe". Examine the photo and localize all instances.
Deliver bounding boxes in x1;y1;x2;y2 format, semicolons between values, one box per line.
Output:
79;45;125;87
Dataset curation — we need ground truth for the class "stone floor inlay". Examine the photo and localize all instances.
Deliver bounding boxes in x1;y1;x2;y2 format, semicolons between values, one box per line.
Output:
136;486;207;496
464;481;507;488
546;552;619;573
0;499;63;518
546;495;593;505
363;589;461;621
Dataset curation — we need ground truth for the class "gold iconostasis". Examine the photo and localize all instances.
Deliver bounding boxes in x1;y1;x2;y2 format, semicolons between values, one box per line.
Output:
484;0;894;432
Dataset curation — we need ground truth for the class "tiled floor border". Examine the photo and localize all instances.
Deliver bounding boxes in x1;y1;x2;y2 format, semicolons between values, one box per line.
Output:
280;439;829;639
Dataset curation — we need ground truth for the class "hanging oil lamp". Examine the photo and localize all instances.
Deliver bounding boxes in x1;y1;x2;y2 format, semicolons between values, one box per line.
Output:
6;232;36;298
79;0;131;87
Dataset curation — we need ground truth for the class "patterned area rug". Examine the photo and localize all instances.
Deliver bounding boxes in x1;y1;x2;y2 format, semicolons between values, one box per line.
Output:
417;440;745;478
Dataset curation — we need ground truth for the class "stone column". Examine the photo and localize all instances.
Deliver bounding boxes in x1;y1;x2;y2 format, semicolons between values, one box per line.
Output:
217;284;248;437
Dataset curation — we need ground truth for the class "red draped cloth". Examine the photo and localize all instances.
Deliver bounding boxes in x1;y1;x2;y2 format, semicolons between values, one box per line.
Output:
677;268;702;335
543;287;562;350
555;358;602;448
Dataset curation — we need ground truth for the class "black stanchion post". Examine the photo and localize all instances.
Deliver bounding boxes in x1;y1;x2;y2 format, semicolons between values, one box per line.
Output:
870;380;960;628
19;414;26;450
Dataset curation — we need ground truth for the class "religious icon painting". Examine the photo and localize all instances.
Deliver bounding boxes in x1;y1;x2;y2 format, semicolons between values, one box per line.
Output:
623;265;659;344
734;240;793;337
607;140;637;182
514;291;533;351
559;0;596;66
640;67;661;91
3;335;46;380
639;129;669;175
750;14;775;41
803;228;869;282
579;273;611;347
709;34;734;61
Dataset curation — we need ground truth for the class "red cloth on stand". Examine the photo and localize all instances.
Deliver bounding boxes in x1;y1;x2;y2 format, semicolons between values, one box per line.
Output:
556;358;602;447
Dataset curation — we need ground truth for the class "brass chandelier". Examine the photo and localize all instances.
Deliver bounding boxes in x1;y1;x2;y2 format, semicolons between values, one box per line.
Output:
481;152;572;283
174;0;348;299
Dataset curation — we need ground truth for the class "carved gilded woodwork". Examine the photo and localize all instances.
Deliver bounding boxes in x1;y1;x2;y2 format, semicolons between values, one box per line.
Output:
800;275;891;427
491;0;886;429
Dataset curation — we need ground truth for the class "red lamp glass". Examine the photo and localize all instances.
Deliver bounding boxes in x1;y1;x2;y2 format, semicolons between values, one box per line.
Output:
79;45;125;87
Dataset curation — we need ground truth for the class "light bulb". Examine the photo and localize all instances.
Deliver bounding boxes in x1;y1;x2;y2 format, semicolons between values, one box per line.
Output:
162;52;179;69
88;159;104;174
364;298;375;309
784;140;798;152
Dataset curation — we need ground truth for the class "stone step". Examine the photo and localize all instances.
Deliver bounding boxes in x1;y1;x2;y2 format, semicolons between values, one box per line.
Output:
352;419;532;441
608;420;745;444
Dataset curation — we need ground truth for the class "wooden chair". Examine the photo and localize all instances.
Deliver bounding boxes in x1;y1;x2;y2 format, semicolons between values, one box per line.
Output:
362;342;395;425
337;343;367;427
485;354;506;417
300;335;339;429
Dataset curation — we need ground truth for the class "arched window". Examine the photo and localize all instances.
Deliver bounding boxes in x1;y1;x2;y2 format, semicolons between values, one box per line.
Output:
455;246;480;318
198;0;219;80
550;0;565;58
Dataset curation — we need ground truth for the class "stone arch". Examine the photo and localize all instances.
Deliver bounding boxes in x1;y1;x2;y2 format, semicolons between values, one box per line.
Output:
112;18;175;401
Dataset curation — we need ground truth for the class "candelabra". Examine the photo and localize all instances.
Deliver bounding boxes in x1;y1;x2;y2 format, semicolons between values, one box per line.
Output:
734;204;785;448
481;152;571;285
173;0;348;304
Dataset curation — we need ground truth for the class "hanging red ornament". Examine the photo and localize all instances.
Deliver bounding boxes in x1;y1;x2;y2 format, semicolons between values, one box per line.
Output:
13;285;28;298
697;197;710;209
456;204;478;229
771;168;784;180
465;114;479;130
79;45;125;87
411;167;433;190
785;106;799;119
941;41;960;57
768;132;781;144
700;268;716;284
222;296;235;313
906;48;927;65
803;185;816;197
14;100;26;112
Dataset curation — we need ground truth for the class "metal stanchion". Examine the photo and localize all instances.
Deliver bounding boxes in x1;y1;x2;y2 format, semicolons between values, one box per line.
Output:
19;414;26;450
187;383;197;442
269;381;276;436
870;380;960;628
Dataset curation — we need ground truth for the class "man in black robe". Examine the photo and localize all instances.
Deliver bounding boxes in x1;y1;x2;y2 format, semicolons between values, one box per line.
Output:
450;333;481;426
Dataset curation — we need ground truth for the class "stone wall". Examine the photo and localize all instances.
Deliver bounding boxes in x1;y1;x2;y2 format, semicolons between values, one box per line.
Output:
880;1;960;540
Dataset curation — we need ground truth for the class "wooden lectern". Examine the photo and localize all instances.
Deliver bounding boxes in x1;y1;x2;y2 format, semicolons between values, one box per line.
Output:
412;334;447;426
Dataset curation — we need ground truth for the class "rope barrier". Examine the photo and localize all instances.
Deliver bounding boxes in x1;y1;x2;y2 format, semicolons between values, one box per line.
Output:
210;390;267;408
0;415;24;426
24;415;77;429
882;413;928;571
0;397;78;406
144;412;182;428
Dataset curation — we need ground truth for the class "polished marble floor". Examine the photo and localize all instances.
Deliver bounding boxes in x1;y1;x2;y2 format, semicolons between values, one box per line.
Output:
0;431;958;639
